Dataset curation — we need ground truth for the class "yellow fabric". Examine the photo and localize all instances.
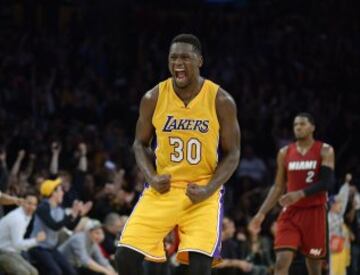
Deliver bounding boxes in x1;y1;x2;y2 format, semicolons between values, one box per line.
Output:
40;178;62;196
119;183;223;265
330;225;351;275
152;78;220;188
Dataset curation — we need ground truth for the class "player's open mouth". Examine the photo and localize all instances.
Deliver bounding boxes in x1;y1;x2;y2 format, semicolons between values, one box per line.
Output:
175;69;186;81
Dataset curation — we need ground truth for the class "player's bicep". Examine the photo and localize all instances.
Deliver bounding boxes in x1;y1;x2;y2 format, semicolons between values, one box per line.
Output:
134;88;158;146
216;89;240;154
321;144;335;169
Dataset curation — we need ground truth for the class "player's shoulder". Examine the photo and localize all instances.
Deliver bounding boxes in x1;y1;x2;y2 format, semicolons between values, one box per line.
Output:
320;142;334;155
278;145;290;157
140;85;159;109
216;87;236;105
142;85;159;102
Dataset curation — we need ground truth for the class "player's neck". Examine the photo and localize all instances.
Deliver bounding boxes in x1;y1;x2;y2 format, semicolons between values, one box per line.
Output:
296;137;315;148
173;76;204;104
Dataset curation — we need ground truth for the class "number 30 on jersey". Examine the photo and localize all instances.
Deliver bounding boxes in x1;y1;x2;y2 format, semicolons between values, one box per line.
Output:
169;137;202;165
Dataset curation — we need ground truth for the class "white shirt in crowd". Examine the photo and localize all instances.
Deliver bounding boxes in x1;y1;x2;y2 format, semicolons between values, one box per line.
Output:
0;207;37;253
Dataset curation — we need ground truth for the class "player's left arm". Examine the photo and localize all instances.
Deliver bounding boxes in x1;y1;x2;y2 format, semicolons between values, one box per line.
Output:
302;143;335;196
186;88;240;203
279;144;335;207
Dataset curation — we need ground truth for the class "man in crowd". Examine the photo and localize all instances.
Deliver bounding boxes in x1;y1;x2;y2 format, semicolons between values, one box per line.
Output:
60;219;117;275
0;190;46;275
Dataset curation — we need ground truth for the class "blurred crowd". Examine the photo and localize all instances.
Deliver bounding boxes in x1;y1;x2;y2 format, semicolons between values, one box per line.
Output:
0;0;359;274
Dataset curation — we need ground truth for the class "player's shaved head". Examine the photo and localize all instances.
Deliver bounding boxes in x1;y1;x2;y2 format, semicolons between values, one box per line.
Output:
171;34;202;55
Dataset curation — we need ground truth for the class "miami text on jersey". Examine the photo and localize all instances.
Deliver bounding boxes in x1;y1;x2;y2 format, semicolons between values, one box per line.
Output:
288;160;317;171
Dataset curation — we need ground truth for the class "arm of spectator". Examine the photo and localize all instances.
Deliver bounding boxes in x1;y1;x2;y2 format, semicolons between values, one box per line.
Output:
337;174;351;216
0;149;8;192
10;150;25;176
23;153;36;180
49;142;61;176
36;201;79;230
77;143;87;172
92;243;113;268
9;214;38;251
87;259;116;275
71;234;93;266
0;191;23;205
215;259;253;272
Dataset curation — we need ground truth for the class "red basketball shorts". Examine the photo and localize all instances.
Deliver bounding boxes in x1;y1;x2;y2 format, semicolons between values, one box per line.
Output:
274;205;327;258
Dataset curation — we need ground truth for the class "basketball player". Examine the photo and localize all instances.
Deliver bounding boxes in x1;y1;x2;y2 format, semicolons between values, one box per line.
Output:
249;113;335;275
116;34;241;275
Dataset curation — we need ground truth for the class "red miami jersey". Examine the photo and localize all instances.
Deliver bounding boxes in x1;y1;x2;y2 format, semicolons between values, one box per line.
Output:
284;140;326;207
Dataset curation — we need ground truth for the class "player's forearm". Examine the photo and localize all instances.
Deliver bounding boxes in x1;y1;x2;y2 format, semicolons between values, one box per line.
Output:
303;166;334;197
206;149;240;195
258;185;285;215
133;140;156;182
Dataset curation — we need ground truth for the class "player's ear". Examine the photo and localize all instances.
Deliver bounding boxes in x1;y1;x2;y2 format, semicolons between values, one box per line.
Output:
198;55;203;68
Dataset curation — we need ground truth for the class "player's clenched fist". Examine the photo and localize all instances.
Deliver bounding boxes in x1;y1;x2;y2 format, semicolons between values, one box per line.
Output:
186;183;211;204
149;174;171;194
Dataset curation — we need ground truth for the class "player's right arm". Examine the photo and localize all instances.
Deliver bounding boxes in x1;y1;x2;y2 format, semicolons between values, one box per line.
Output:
133;87;171;194
249;147;287;234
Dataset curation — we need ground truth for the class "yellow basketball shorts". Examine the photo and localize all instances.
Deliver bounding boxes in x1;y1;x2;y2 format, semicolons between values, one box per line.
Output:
118;183;224;265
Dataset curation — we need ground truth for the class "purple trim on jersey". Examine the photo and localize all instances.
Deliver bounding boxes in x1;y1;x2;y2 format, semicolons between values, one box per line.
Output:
212;187;225;258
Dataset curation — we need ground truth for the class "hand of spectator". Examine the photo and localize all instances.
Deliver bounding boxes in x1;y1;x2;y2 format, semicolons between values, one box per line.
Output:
15;197;25;206
236;260;253;272
79;201;93;216
36;231;47;242
78;143;87;156
105;270;118;275
29;153;36;160
51;142;61;154
17;150;26;160
149;174;171;194
186;183;211;203
249;213;265;235
71;200;82;218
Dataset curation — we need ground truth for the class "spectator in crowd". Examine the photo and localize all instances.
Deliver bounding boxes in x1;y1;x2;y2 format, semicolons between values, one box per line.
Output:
214;217;267;275
345;175;360;275
237;146;267;185
59;219;117;275
0;190;45;275
328;174;351;275
29;178;92;275
0;148;26;211
100;213;128;259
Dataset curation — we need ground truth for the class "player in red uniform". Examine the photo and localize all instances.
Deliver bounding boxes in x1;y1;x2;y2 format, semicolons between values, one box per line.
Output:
249;113;335;275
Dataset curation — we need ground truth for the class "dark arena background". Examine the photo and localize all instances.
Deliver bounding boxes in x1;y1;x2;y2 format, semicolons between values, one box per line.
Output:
0;0;359;275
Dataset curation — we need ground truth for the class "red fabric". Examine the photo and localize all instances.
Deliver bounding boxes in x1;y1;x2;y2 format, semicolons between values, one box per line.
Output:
284;141;326;207
274;205;327;258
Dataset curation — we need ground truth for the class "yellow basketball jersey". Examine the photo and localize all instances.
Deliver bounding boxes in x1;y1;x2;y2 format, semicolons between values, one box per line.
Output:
152;78;220;187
